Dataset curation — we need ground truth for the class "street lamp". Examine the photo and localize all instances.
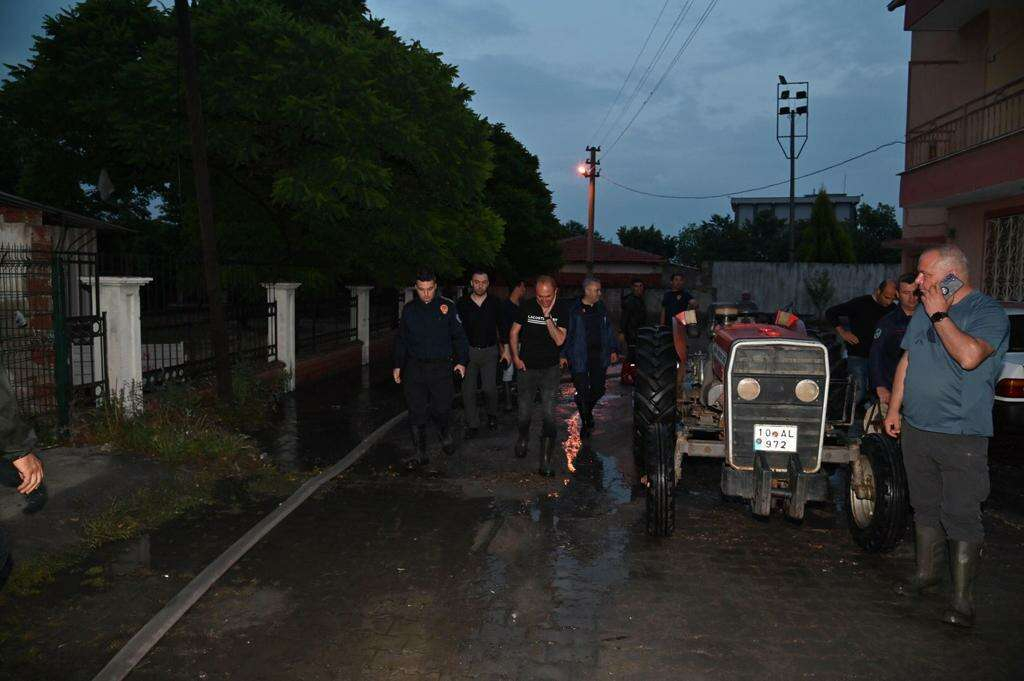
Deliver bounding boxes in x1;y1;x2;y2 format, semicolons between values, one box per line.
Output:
776;77;809;262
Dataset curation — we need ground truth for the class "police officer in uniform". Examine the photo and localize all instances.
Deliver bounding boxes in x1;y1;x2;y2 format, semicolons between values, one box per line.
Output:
393;270;469;464
868;273;918;422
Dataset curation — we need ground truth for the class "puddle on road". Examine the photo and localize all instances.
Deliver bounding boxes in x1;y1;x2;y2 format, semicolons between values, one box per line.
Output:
254;365;405;471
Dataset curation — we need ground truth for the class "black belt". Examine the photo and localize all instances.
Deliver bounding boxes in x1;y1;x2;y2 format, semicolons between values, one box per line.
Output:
412;357;449;364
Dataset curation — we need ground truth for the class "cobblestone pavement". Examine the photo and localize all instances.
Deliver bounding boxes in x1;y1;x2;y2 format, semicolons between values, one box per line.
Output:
6;377;1024;680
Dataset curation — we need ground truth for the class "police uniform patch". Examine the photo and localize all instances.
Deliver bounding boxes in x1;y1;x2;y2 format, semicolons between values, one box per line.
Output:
440;304;448;314
874;328;882;339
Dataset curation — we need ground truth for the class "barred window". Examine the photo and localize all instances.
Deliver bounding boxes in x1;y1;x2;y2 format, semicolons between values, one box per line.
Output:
983;213;1024;302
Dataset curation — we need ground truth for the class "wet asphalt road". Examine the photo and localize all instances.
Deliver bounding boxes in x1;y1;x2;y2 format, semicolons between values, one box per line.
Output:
5;371;1024;680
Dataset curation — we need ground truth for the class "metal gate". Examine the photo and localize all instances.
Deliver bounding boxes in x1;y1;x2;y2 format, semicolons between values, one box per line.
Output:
0;246;108;428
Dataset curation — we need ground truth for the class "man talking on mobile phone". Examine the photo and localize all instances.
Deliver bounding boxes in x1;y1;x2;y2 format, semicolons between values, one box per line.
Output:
508;275;568;476
884;245;1008;628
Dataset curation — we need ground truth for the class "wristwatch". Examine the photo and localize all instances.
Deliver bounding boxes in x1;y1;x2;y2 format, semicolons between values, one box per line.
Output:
930;311;949;324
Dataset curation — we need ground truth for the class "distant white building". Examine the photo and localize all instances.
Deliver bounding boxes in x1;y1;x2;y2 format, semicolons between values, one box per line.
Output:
730;193;861;226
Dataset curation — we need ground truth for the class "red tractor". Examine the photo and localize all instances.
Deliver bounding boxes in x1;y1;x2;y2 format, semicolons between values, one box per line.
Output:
632;304;910;552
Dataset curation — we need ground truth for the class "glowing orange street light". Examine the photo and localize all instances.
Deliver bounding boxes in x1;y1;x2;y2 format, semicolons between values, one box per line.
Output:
576;163;587;176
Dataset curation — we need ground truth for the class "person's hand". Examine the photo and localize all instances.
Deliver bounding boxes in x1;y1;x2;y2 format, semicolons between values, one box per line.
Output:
559;357;568;370
838;328;860;346
454;364;466;378
921;282;951;317
393;368;401;384
610;352;619;365
500;348;511;365
514;357;526;371
12;453;43;495
876;387;891;405
884;409;901;438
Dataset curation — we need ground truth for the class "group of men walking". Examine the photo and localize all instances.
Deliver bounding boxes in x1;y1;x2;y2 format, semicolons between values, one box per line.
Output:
828;245;1009;628
394;270;634;477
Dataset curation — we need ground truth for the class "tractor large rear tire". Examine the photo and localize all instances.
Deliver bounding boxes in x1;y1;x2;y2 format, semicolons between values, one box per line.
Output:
645;421;676;537
633;326;678;425
847;433;910;553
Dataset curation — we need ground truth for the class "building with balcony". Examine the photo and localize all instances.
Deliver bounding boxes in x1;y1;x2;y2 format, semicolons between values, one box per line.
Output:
887;1;1024;301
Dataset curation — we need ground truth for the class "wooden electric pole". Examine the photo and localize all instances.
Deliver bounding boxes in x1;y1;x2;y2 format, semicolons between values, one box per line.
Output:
584;145;600;274
175;0;233;401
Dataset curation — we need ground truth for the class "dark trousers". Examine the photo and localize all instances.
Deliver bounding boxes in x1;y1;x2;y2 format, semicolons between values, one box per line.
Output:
902;422;990;543
517;365;560;437
572;359;607;417
462;345;499;427
403;360;453;430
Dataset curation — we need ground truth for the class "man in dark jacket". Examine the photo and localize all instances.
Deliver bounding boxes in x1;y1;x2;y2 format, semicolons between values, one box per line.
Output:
393;270;469;463
619;278;647;360
0;368;44;589
825;279;897;436
562;277;619;435
869;273;919;410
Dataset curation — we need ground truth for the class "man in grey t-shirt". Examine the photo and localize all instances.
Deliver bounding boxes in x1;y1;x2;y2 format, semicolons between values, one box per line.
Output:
884;245;1008;628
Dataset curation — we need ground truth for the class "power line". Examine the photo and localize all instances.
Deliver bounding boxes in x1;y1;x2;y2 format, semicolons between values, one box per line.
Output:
599;0;697;149
602;139;906;199
590;0;671;143
601;0;719;161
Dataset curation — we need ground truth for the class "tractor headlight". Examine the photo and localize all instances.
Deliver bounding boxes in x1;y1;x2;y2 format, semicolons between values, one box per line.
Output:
736;377;761;401
795;379;820;402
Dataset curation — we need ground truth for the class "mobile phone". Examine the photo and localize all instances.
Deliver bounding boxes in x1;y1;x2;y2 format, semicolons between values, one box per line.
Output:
939;272;964;299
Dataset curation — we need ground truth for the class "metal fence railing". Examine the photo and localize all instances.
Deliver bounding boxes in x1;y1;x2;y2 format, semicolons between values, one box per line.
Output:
907;75;1024;170
99;253;278;390
0;245;107;424
296;293;357;358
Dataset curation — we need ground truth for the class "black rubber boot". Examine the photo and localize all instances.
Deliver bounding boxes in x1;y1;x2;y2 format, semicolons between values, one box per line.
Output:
895;525;945;596
439;427;455;456
942;540;981;627
413;426;429;465
514;426;529;459
538;435;556;477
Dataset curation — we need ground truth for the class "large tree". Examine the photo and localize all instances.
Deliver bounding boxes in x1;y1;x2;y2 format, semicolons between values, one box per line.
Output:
851;202;901;263
676;214;751;265
486;123;562;281
616;224;677;259
0;0;505;284
797;189;855;263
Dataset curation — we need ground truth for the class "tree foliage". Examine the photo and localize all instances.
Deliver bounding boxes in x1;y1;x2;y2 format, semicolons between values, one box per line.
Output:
616;224;677;259
851;202;901;263
676;211;791;265
0;0;527;285
796;189;855;263
487;123;563;280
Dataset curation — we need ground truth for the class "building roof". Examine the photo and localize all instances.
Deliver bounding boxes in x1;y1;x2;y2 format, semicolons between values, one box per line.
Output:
730;193;862;206
559;236;665;264
0;190;129;232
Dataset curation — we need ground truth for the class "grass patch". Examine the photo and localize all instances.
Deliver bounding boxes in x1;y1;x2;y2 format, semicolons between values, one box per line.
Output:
3;363;296;598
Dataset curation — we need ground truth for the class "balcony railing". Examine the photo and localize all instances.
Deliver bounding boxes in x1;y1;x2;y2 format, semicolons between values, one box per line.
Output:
906;75;1024;170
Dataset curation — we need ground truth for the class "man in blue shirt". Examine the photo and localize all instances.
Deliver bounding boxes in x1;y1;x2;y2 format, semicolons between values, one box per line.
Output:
394;270;469;464
885;245;1009;628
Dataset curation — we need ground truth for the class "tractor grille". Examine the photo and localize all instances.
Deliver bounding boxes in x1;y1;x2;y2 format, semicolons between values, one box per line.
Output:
728;343;827;473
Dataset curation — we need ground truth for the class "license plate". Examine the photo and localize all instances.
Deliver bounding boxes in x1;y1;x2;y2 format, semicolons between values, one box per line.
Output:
753;424;798;452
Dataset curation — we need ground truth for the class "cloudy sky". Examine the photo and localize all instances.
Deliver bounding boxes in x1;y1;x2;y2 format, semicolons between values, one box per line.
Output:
2;0;911;239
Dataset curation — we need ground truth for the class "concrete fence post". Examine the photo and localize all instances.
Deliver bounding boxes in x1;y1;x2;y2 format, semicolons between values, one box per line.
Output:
262;283;301;391
92;276;152;416
351;285;373;366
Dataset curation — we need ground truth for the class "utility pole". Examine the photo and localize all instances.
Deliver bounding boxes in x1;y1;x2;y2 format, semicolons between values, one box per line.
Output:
175;0;233;402
581;146;601;274
776;76;809;263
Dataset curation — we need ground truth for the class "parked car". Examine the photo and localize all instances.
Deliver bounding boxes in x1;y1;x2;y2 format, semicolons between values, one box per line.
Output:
994;304;1024;434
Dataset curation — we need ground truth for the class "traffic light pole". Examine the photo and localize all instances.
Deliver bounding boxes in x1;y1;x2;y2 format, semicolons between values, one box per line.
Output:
585;146;600;274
